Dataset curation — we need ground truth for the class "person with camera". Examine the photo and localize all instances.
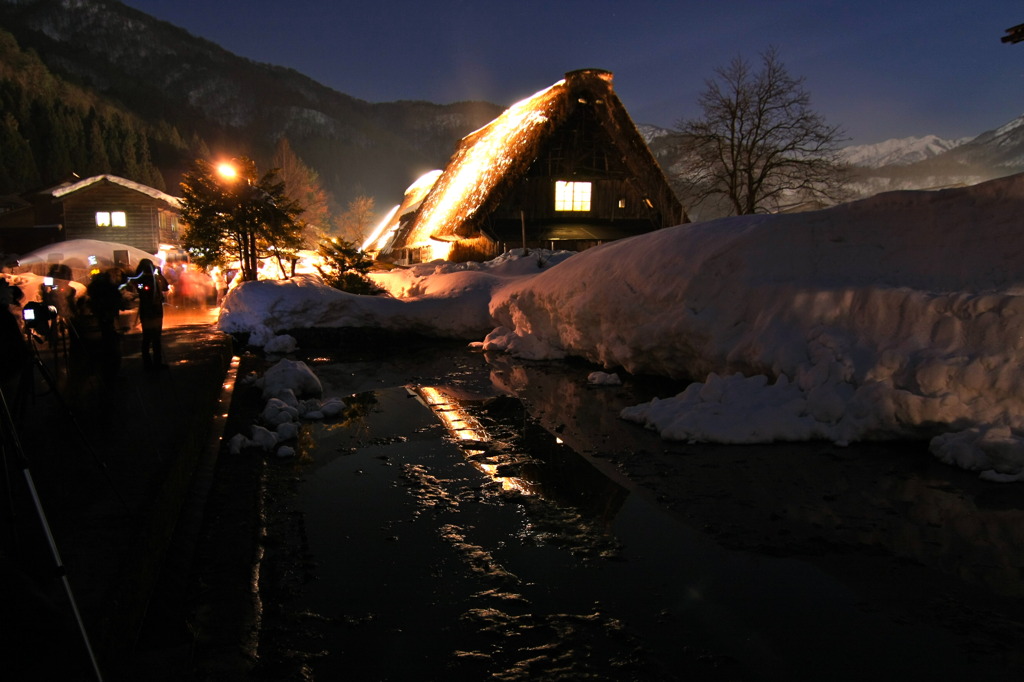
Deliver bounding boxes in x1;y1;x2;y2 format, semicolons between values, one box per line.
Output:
129;259;169;370
85;267;127;379
0;278;32;416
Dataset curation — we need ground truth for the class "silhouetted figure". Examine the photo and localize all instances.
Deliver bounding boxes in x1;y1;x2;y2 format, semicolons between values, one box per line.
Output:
85;268;125;379
40;264;76;320
0;278;32;419
129;259;169;370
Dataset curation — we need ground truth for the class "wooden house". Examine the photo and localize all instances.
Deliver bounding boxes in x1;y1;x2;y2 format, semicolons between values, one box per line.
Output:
0;174;182;257
366;69;686;264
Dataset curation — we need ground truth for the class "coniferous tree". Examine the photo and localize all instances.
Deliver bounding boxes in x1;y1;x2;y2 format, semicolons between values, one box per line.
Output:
0;111;38;192
83;108;111;176
180;157;305;281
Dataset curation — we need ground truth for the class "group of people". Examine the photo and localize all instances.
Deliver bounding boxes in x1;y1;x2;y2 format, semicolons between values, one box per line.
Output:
1;258;172;388
82;258;170;373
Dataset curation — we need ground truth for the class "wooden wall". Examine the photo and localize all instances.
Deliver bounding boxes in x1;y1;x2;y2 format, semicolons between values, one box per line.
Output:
59;182;179;253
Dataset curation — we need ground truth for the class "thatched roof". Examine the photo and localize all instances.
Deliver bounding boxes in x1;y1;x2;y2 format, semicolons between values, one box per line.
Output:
382;69;683;253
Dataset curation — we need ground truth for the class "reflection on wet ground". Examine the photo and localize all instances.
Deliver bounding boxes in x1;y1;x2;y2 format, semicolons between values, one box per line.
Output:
253;342;1024;681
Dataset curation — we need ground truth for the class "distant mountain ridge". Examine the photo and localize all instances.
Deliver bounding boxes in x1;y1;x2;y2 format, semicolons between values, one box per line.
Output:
2;0;1024;216
838;134;973;168
0;0;503;207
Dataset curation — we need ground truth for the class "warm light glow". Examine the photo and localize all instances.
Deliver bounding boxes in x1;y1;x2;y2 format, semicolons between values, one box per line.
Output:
405;82;561;246
217;162;238;181
427;239;452;261
413;386;534;494
555;181;592;211
361;203;401;252
417;387;483;441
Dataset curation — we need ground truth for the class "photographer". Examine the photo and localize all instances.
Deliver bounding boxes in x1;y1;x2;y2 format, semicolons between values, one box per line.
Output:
127;259;169;370
85;268;127;379
0;278;31;416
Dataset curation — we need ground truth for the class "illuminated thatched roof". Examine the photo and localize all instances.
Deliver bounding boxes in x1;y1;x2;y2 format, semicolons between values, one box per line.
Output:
382;69;683;255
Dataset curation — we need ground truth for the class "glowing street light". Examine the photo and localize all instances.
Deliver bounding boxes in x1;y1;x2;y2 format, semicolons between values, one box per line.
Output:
216;162;238;181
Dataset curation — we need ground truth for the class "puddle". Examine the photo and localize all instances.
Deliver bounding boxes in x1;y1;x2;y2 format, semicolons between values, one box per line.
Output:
252;343;1024;681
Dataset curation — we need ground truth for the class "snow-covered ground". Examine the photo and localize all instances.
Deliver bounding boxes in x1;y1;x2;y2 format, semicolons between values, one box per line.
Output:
216;174;1024;482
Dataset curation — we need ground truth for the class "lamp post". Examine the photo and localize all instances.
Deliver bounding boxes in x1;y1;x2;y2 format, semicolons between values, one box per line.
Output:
214;158;279;281
215;159;258;280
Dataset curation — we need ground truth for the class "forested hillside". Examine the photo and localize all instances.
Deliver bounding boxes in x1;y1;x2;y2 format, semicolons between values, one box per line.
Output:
0;0;502;210
0;27;195;194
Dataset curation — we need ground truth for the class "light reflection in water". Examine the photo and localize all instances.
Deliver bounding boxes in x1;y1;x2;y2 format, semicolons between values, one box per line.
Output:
411;385;538;495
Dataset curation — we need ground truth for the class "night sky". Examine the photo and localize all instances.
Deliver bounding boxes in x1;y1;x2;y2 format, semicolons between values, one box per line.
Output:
120;0;1024;145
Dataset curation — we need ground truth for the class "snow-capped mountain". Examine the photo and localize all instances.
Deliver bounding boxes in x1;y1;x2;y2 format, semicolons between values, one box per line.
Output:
842;114;1024;198
838;135;972;169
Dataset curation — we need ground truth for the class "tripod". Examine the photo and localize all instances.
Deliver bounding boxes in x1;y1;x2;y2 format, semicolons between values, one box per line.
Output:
22;325;127;510
0;380;104;682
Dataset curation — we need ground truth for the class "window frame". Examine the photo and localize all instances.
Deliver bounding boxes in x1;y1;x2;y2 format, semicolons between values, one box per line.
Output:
554;180;592;212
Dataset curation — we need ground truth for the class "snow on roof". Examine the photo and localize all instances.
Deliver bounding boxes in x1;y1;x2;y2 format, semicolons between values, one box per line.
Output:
49;174;181;208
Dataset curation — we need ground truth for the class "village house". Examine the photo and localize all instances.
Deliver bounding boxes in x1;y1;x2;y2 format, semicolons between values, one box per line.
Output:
365;69;687;264
0;174;182;258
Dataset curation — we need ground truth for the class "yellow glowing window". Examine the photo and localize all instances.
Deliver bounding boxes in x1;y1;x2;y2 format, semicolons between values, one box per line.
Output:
96;211;127;227
555;181;591;211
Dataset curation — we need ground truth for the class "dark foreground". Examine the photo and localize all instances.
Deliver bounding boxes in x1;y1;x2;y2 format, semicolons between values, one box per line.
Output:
2;323;1023;680
219;338;1024;681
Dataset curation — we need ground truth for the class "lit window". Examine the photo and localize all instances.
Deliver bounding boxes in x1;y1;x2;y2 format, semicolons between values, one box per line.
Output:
555;181;591;212
96;210;127;227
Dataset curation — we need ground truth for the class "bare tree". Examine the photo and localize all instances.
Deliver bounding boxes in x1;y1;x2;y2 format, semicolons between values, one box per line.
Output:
675;47;849;217
335;195;377;245
272;137;332;246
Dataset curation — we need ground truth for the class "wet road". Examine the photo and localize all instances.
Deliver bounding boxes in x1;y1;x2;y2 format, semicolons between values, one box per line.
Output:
249;342;1024;681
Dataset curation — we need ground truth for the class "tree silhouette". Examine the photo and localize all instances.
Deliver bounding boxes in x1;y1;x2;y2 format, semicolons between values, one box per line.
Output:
179;157;305;281
675;47;848;217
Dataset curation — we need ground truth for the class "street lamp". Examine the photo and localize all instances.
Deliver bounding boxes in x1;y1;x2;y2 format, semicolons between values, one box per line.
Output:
216;162;239;181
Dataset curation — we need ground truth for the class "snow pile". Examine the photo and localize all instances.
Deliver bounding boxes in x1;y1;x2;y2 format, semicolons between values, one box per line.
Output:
215;174;1024;481
486;175;1024;481
229;357;345;458
587;371;622;386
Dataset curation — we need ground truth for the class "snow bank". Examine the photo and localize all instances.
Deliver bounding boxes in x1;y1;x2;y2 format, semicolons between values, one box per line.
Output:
213;175;1024;481
488;175;1024;481
218;251;574;341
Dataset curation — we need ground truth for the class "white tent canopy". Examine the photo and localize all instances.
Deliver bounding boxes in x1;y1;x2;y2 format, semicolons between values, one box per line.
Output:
15;239;160;281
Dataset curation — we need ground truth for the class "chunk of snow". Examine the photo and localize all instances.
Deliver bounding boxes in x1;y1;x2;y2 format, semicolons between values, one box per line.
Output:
262;358;322;400
249;425;279;452
587;371;622;386
264;333;298;354
276;421;300;441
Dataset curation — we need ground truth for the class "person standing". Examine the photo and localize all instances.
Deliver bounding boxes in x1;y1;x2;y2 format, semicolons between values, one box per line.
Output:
130;259;169;370
85;268;126;379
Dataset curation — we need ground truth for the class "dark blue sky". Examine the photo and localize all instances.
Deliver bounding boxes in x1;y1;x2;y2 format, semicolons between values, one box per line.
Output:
121;0;1024;145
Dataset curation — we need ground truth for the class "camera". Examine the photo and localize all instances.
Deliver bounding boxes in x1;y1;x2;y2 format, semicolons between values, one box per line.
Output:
22;301;56;335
